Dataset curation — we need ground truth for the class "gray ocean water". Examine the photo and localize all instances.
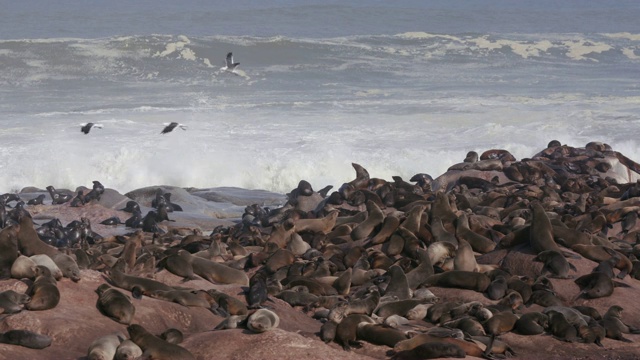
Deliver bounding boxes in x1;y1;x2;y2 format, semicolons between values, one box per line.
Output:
1;1;640;194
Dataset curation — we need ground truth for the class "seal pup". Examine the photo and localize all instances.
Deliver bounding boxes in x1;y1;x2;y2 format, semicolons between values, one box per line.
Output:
220;52;240;74
120;201;141;213
115;339;143;360
46;185;72;205
0;289;31;314
87;332;124;360
546;310;579;342
160;122;187;134
25;265;60;311
96;284;135;325
214;314;249;330
335;314;376;350
514;312;548;335
26;194;45;205
574;272;619;299
159;328;183;344
247;308;280;333
80;122;103;134
127;324;195;360
533;250;577;278
601;305;640;342
0;330;52;349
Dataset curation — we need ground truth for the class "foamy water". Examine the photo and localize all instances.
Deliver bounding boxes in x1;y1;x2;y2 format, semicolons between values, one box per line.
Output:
1;1;639;194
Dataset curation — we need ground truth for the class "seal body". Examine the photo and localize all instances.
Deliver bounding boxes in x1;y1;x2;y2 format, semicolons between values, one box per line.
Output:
25;265;60;311
0;330;52;349
247;308;280;333
127;324;195;360
96;284;135;324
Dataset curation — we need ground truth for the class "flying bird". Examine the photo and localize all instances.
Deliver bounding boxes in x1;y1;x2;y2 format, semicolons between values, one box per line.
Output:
80;123;103;134
161;122;187;134
220;52;240;75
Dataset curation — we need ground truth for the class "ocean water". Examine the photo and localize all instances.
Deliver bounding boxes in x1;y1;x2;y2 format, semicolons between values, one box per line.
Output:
1;1;640;195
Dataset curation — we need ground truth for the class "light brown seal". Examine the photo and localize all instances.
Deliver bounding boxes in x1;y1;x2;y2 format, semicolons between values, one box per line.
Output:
10;255;37;279
115;339;143;360
87;333;124;360
247;308;280;333
127;324;195;360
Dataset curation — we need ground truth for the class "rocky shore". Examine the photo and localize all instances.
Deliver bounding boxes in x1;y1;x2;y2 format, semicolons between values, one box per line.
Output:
1;140;640;360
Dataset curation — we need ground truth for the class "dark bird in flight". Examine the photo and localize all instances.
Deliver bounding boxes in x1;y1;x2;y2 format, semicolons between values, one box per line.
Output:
80;123;103;134
161;122;187;134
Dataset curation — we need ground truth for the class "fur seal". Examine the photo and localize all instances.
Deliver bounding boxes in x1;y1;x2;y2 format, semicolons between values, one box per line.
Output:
0;224;19;279
25;265;60;310
127;324;195;360
29;254;63;280
0;289;31;314
529;201;562;254
50;252;81;282
533;250;577;279
486;275;508;300
115;339;143;360
0;330;52;349
571;245;632;279
146;289;211;308
335;314;375;350
329;287;379;322
393;341;466;359
159;328;184;344
17;216;59;257
406;249;434;289
384;265;411;300
455;213;496;253
422;271;491;292
214;314;249;330
602;305;640;342
574;272;617;299
453;238;477;272
96;284;135;324
351;200;385;240
87;333;124;360
10;255;37;279
26;194;45;205
190;253;249;285
515;312;548;335
546;310;579;342
247;308;280;333
206;289;248;315
276;286;319;307
356;323;407;347
481;311;518;356
106;268;174;295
